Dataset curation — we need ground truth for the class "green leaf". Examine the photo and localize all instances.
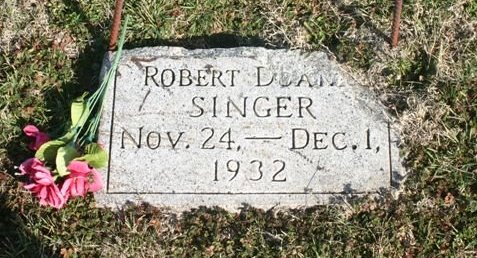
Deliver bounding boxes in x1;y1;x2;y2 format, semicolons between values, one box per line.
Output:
56;144;78;177
35;140;66;163
58;130;76;143
74;143;108;168
70;93;89;129
34;129;77;163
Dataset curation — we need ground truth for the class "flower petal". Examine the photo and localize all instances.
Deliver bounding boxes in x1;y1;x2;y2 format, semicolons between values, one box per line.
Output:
45;184;65;209
60;178;72;197
67;161;91;175
23;125;50;150
33;132;50;150
36;177;53;185
34;171;53;183
51;188;63;208
24;183;37;190
70;179;78;197
88;169;103;192
76;178;85;196
19;158;35;175
23;125;39;137
39;187;48;200
31;162;51;174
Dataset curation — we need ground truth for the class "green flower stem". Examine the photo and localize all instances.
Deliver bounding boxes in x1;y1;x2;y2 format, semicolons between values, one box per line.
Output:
74;15;130;147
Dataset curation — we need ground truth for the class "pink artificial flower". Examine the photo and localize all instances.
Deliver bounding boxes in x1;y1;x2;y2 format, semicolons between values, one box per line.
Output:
61;161;103;199
23;125;50;151
19;157;49;177
21;158;66;209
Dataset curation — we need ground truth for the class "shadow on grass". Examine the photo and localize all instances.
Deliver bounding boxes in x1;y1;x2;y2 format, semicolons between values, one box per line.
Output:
1;1;110;256
125;32;268;50
0;174;59;257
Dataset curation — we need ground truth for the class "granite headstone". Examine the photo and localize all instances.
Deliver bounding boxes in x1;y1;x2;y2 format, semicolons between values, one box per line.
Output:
97;47;404;211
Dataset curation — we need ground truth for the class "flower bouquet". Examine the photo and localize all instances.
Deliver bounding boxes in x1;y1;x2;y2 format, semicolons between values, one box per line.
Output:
18;17;129;209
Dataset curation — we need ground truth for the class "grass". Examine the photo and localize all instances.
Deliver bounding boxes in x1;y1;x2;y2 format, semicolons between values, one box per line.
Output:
1;0;476;256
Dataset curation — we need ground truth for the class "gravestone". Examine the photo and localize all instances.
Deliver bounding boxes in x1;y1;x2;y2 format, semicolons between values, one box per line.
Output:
97;47;404;211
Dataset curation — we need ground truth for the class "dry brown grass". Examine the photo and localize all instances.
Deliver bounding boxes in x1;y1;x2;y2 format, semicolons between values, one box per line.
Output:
0;0;51;53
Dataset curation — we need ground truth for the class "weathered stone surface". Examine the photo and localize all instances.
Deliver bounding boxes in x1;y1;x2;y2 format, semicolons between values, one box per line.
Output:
97;46;404;211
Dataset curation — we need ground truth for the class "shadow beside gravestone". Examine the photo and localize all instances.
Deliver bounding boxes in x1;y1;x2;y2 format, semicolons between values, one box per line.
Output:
0;173;59;257
124;33;268;50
